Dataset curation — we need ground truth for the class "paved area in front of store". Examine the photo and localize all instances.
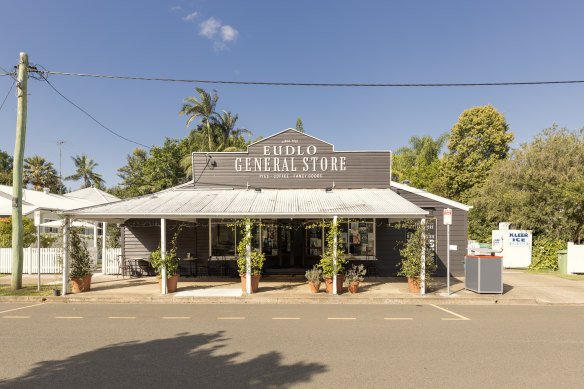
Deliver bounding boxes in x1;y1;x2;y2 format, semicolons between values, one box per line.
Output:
1;270;583;304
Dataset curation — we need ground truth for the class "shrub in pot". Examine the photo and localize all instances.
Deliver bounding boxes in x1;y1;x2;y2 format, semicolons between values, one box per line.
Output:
150;227;182;293
69;227;93;293
344;264;366;293
305;266;323;293
395;219;437;293
307;218;348;294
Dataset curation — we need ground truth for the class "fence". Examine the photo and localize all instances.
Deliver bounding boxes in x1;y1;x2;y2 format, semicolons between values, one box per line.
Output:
0;247;122;274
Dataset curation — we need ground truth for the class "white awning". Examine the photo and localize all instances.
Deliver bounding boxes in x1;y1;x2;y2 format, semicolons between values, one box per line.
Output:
66;186;428;221
40;220;97;228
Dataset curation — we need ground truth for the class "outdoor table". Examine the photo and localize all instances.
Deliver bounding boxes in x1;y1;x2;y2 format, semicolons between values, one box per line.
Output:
179;258;197;277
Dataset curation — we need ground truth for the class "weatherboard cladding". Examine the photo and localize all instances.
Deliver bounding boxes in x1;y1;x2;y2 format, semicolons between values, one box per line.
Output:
192;129;391;189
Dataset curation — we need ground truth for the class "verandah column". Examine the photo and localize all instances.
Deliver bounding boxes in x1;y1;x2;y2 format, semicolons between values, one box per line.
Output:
333;215;338;295
101;222;108;275
161;218;167;295
62;217;70;295
245;221;251;294
420;218;426;295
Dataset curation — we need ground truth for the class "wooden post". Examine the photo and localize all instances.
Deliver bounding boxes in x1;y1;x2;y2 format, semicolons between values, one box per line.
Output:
62;217;70;295
246;221;251;294
333;215;338;295
421;218;426;295
11;52;28;290
161;218;167;294
102;222;108;275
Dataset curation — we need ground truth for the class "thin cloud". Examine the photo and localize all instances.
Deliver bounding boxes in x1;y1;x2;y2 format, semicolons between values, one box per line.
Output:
183;11;198;22
170;5;181;12
199;17;239;50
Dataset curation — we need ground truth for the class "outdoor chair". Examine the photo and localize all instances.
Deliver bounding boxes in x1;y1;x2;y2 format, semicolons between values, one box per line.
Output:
197;257;209;277
117;255;131;279
138;259;156;276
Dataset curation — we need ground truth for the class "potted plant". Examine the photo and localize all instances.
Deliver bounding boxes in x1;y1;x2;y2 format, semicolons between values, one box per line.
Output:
305;266;322;293
234;219;266;293
307;218;348;294
69;227;93;293
395;220;437;293
150;227;182;293
344;264;366;293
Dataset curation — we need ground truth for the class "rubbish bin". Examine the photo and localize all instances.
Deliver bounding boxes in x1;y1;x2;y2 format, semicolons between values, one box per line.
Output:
465;255;503;294
557;250;568;274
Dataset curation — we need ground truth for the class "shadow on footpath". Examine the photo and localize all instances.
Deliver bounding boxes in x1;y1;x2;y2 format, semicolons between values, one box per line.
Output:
0;331;327;388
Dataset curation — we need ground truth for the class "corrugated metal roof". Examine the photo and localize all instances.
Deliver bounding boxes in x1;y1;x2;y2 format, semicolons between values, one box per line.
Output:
390;181;472;211
67;186;428;220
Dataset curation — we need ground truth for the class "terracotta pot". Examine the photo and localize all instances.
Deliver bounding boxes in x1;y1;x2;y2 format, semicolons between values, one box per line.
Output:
70;277;83;293
348;281;360;293
82;274;92;292
407;277;421;293
308;281;321;293
158;274;180;293
240;274;261;293
324;275;345;294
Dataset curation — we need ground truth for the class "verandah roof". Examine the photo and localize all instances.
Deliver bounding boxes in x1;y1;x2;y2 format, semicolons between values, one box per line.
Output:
65;185;428;222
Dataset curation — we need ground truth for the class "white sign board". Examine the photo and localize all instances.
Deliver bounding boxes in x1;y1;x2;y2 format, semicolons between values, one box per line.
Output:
34;211;41;227
443;208;452;225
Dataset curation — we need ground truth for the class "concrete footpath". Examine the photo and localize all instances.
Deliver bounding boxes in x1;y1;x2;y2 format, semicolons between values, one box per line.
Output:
1;270;583;305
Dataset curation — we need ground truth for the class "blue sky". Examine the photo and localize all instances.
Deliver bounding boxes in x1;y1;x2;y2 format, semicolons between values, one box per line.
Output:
1;0;583;187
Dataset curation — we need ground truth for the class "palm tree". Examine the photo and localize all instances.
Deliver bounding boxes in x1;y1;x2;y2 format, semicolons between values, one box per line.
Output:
179;88;218;152
24;155;58;191
213;110;252;151
65;154;104;189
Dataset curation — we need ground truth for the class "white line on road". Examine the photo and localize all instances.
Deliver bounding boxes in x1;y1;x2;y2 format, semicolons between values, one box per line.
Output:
429;304;471;321
56;317;84;319
162;317;191;320
384;318;413;320
108;317;136;319
217;317;245;320
328;317;356;320
272;317;301;320
2;315;30;319
0;303;44;315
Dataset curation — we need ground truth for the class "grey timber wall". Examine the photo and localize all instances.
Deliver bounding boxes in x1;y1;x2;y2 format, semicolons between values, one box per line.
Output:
375;218;407;276
391;188;468;276
192;129;391;189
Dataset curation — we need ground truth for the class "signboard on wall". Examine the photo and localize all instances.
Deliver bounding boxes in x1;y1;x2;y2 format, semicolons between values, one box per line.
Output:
34;211;41;227
192;129;392;189
443;208;452;225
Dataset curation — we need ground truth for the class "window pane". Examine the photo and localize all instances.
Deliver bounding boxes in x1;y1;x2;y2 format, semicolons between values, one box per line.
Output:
348;220;374;256
236;225;260;250
211;222;235;256
261;222;278;256
306;224;322;257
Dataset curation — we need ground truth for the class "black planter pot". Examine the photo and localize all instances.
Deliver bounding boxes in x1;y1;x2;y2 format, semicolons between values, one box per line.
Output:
53;289;61;296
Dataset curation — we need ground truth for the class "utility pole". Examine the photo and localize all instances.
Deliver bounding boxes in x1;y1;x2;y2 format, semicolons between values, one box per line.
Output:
57;140;65;183
11;52;29;290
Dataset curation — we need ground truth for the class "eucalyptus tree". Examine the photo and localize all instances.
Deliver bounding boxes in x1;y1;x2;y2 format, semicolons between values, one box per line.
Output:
179;88;219;152
65;154;104;189
23;155;59;191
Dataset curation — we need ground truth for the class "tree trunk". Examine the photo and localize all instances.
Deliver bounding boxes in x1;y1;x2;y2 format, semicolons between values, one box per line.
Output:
206;118;212;151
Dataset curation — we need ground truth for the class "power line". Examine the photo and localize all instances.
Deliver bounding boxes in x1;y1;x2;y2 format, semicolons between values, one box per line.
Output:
0;81;15;113
33;69;584;87
36;73;151;149
0;65;18;82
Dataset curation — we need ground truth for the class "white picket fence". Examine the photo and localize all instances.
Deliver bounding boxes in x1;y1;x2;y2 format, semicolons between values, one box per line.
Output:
0;248;63;273
102;248;122;275
0;247;122;274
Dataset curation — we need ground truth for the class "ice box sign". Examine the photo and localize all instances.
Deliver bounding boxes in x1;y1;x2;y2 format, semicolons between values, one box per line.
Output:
509;232;529;246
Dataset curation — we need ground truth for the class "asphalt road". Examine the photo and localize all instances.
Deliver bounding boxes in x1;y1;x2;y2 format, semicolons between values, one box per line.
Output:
0;303;583;388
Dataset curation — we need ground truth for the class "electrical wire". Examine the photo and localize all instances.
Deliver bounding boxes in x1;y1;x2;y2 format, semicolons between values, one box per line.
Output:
0;65;18;82
36;72;151;149
33;69;584;87
0;81;15;113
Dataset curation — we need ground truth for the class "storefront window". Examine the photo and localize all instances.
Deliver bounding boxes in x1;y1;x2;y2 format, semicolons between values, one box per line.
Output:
306;223;323;257
211;220;235;257
262;221;278;257
348;221;375;257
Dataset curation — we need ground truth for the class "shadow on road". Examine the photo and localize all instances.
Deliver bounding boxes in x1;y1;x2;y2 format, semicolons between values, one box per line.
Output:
0;331;327;388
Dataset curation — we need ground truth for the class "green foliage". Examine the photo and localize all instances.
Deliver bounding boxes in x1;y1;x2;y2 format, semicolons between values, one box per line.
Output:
65;154;104;189
180;88;219;152
306;219;349;276
0;149;13;185
471;126;584;243
69;227;92;278
149;226;182;277
392;134;448;189
230;219;266;276
23;155;59;191
529;237;566;271
344;264;366;286
394;219;438;285
305;265;322;284
40;233;58;248
0;217;37;248
439;105;514;203
296;117;304;133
